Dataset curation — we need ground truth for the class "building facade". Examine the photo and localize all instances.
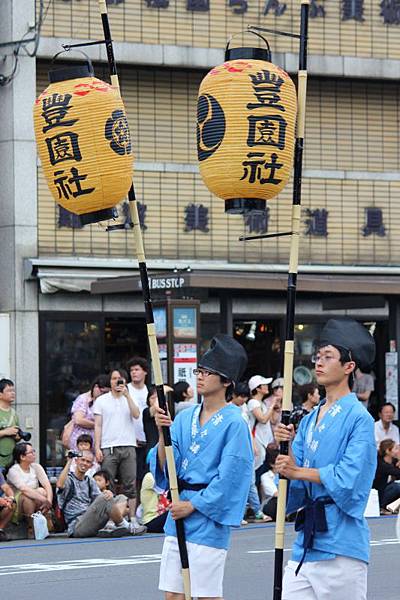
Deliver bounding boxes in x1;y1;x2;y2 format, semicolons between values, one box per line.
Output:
1;0;400;467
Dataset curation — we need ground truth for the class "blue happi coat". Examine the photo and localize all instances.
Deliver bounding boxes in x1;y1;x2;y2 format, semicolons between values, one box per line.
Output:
149;402;253;550
288;392;377;564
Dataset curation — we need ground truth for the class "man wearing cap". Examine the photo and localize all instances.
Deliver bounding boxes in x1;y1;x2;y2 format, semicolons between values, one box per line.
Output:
151;334;253;600
275;318;377;600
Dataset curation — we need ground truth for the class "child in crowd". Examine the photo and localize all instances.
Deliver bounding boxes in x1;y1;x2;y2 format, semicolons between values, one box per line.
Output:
93;469;146;536
69;434;100;478
139;470;170;533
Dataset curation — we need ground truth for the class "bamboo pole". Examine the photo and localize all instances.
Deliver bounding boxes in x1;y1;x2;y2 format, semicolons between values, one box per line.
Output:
273;2;309;599
96;3;192;598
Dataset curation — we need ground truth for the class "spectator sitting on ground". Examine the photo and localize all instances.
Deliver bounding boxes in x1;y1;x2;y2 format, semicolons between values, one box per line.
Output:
7;442;53;533
0;470;15;541
173;381;195;415
92;468;141;534
69;375;110;452
289;383;320;432
0;378;20;471
374;402;400;448
140;470;170;533
372;439;400;513
93;469;116;494
57;450;143;538
69;434;100;478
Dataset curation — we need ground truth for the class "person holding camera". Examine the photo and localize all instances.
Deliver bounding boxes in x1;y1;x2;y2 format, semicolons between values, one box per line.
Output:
7;442;53;533
56;450;132;538
68;434;100;478
0;378;21;470
94;368;144;531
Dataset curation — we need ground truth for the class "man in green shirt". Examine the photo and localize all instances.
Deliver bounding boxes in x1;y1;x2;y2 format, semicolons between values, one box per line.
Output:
0;379;19;470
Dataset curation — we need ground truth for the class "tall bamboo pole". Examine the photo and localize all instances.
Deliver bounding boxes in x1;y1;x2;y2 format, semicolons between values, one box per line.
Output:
97;3;192;598
273;2;309;599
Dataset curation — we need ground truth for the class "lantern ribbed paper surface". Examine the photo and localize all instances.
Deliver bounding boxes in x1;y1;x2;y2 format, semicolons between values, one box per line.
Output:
197;58;297;213
34;67;133;216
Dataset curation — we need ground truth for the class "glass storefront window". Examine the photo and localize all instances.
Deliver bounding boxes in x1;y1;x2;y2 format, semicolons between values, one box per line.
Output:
40;319;101;468
104;318;147;373
233;320;282;380
40;316;148;469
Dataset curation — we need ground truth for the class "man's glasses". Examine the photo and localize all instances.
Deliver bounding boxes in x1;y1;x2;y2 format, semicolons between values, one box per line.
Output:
193;368;217;377
311;349;353;364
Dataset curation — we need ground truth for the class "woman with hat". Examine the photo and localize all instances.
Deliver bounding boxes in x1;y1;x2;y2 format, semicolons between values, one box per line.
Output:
275;318;377;600
150;334;253;600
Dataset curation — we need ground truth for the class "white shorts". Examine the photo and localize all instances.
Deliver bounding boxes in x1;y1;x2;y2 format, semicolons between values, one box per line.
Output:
159;535;227;598
282;556;367;600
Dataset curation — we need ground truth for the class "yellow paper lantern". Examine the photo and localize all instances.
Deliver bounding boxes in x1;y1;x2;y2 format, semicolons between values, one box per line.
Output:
197;45;297;213
33;62;133;224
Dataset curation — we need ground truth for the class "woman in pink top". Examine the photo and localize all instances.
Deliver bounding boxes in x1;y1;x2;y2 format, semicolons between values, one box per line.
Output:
69;375;110;451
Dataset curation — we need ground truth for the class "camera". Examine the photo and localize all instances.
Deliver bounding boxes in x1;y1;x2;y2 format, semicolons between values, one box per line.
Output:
0;426;31;441
117;378;124;385
17;428;32;442
67;451;82;459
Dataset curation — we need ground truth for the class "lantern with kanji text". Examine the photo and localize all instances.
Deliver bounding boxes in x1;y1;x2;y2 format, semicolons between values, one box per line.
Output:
33;59;133;224
197;37;297;214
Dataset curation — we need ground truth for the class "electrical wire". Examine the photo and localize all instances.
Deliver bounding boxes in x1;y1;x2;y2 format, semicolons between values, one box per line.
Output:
0;0;51;86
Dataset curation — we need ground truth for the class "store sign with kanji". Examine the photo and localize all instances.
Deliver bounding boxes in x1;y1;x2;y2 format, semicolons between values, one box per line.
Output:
60;0;400;25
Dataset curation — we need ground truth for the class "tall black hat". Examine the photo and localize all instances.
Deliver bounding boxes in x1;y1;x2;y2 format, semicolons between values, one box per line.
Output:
198;334;248;382
318;318;375;369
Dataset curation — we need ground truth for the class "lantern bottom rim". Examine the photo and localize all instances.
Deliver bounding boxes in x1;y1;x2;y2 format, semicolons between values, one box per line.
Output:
225;198;266;215
79;207;118;226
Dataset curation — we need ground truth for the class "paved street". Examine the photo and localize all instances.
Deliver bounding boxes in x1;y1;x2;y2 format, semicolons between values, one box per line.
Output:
0;517;398;600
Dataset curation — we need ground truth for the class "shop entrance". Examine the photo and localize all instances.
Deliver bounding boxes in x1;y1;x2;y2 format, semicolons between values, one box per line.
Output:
39;314;147;468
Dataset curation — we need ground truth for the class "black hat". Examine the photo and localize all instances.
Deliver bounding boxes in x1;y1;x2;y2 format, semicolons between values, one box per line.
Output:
318;318;375;369
198;334;248;382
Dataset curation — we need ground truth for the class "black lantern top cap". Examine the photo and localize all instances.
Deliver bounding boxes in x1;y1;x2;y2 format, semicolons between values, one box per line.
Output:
49;49;95;83
48;64;95;83
224;30;272;62
225;47;271;62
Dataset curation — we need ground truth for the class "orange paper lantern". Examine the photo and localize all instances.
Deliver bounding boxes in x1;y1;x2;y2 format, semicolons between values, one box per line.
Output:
34;62;133;224
197;45;297;213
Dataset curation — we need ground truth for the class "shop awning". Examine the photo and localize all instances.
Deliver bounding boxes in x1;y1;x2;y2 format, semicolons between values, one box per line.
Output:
24;258;400;296
90;270;400;296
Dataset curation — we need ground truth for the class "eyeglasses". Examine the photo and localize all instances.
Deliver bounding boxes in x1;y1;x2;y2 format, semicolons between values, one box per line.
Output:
193;368;217;377
25;450;36;455
312;350;353;364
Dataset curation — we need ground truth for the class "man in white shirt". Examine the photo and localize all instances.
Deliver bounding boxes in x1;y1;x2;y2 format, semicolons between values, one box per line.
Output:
94;368;142;528
374;402;400;447
126;356;149;498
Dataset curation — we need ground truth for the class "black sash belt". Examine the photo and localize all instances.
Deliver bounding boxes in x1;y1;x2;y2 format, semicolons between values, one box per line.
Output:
177;478;208;492
294;497;334;575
